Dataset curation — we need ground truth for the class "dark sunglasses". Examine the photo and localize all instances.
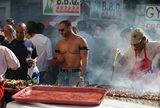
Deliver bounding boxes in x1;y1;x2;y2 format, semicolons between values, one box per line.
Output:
59;29;64;32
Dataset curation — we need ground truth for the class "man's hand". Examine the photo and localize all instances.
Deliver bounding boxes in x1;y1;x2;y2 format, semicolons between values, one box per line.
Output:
26;58;34;67
119;56;127;66
57;54;64;63
76;76;83;87
111;48;120;57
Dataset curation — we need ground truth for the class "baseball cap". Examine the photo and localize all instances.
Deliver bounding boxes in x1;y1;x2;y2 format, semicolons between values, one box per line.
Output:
130;28;144;45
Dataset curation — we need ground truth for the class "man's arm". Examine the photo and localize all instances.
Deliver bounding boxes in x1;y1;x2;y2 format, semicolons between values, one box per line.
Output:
27;42;38;67
52;53;59;65
116;47;132;66
115;48;131;78
80;49;88;77
78;38;88;79
52;42;64;65
5;47;20;70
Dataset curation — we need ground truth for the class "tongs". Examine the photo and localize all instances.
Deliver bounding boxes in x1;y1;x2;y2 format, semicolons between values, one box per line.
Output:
111;48;120;81
76;80;89;87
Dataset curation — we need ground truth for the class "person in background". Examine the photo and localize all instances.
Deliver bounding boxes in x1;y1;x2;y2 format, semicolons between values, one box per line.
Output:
25;21;37;39
5;18;16;38
92;24;109;84
0;27;2;35
119;27;133;52
3;25;15;42
29;22;53;84
0;21;3;35
116;28;160;88
52;20;88;86
44;24;62;51
146;27;160;41
0;45;20;106
5;18;15;27
0;35;8;46
76;20;94;84
6;23;37;80
44;25;60;84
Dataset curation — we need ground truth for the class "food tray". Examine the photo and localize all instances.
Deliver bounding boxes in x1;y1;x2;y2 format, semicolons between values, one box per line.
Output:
12;85;107;106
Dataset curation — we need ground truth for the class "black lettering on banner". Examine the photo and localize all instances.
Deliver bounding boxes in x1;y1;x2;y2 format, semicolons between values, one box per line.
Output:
116;3;120;10
64;0;68;5
155;7;160;18
109;2;113;11
57;0;61;5
102;1;107;11
77;1;79;5
146;7;154;18
72;0;77;5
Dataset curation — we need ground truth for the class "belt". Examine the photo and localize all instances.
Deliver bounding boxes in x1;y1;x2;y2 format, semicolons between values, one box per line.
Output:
61;69;81;73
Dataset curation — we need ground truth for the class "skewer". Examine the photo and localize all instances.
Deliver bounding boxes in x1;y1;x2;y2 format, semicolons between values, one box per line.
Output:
111;48;120;81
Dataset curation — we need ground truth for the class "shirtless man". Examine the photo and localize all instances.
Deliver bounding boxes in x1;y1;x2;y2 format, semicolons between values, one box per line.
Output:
52;20;88;86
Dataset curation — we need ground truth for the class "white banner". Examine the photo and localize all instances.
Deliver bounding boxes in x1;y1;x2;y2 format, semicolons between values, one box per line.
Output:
43;0;80;16
145;21;160;29
145;5;160;20
90;0;123;20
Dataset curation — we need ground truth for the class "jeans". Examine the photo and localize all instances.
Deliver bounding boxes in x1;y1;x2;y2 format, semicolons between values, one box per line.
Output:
57;69;80;86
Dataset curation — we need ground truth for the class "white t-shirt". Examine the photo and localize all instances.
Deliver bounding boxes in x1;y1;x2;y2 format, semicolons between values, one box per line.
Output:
30;34;53;72
0;46;20;81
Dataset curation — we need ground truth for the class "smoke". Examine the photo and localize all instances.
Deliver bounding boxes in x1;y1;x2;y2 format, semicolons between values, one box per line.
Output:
81;1;160;94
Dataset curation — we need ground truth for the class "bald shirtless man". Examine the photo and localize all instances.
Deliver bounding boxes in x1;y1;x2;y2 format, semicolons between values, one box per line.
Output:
52;20;88;86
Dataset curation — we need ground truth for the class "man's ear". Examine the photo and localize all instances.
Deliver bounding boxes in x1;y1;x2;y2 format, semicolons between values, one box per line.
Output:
25;30;28;34
68;26;71;31
143;37;146;42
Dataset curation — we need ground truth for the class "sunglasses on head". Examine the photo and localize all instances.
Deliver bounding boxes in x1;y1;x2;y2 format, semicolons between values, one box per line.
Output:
59;29;64;32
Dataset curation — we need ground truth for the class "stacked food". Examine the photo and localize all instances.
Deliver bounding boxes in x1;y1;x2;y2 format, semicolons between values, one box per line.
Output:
106;87;160;106
4;79;32;91
87;84;160;106
107;88;160;100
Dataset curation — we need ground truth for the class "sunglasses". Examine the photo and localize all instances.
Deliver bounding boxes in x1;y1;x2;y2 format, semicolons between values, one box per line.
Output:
59;29;64;32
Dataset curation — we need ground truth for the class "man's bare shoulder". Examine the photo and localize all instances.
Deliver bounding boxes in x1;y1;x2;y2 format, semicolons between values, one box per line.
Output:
75;35;86;42
75;35;88;46
56;39;65;45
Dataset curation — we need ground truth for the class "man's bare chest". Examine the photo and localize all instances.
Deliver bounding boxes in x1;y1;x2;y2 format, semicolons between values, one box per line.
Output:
59;41;79;54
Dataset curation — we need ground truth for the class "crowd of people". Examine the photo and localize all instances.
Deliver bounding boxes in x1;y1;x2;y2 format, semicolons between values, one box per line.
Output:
0;18;160;104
